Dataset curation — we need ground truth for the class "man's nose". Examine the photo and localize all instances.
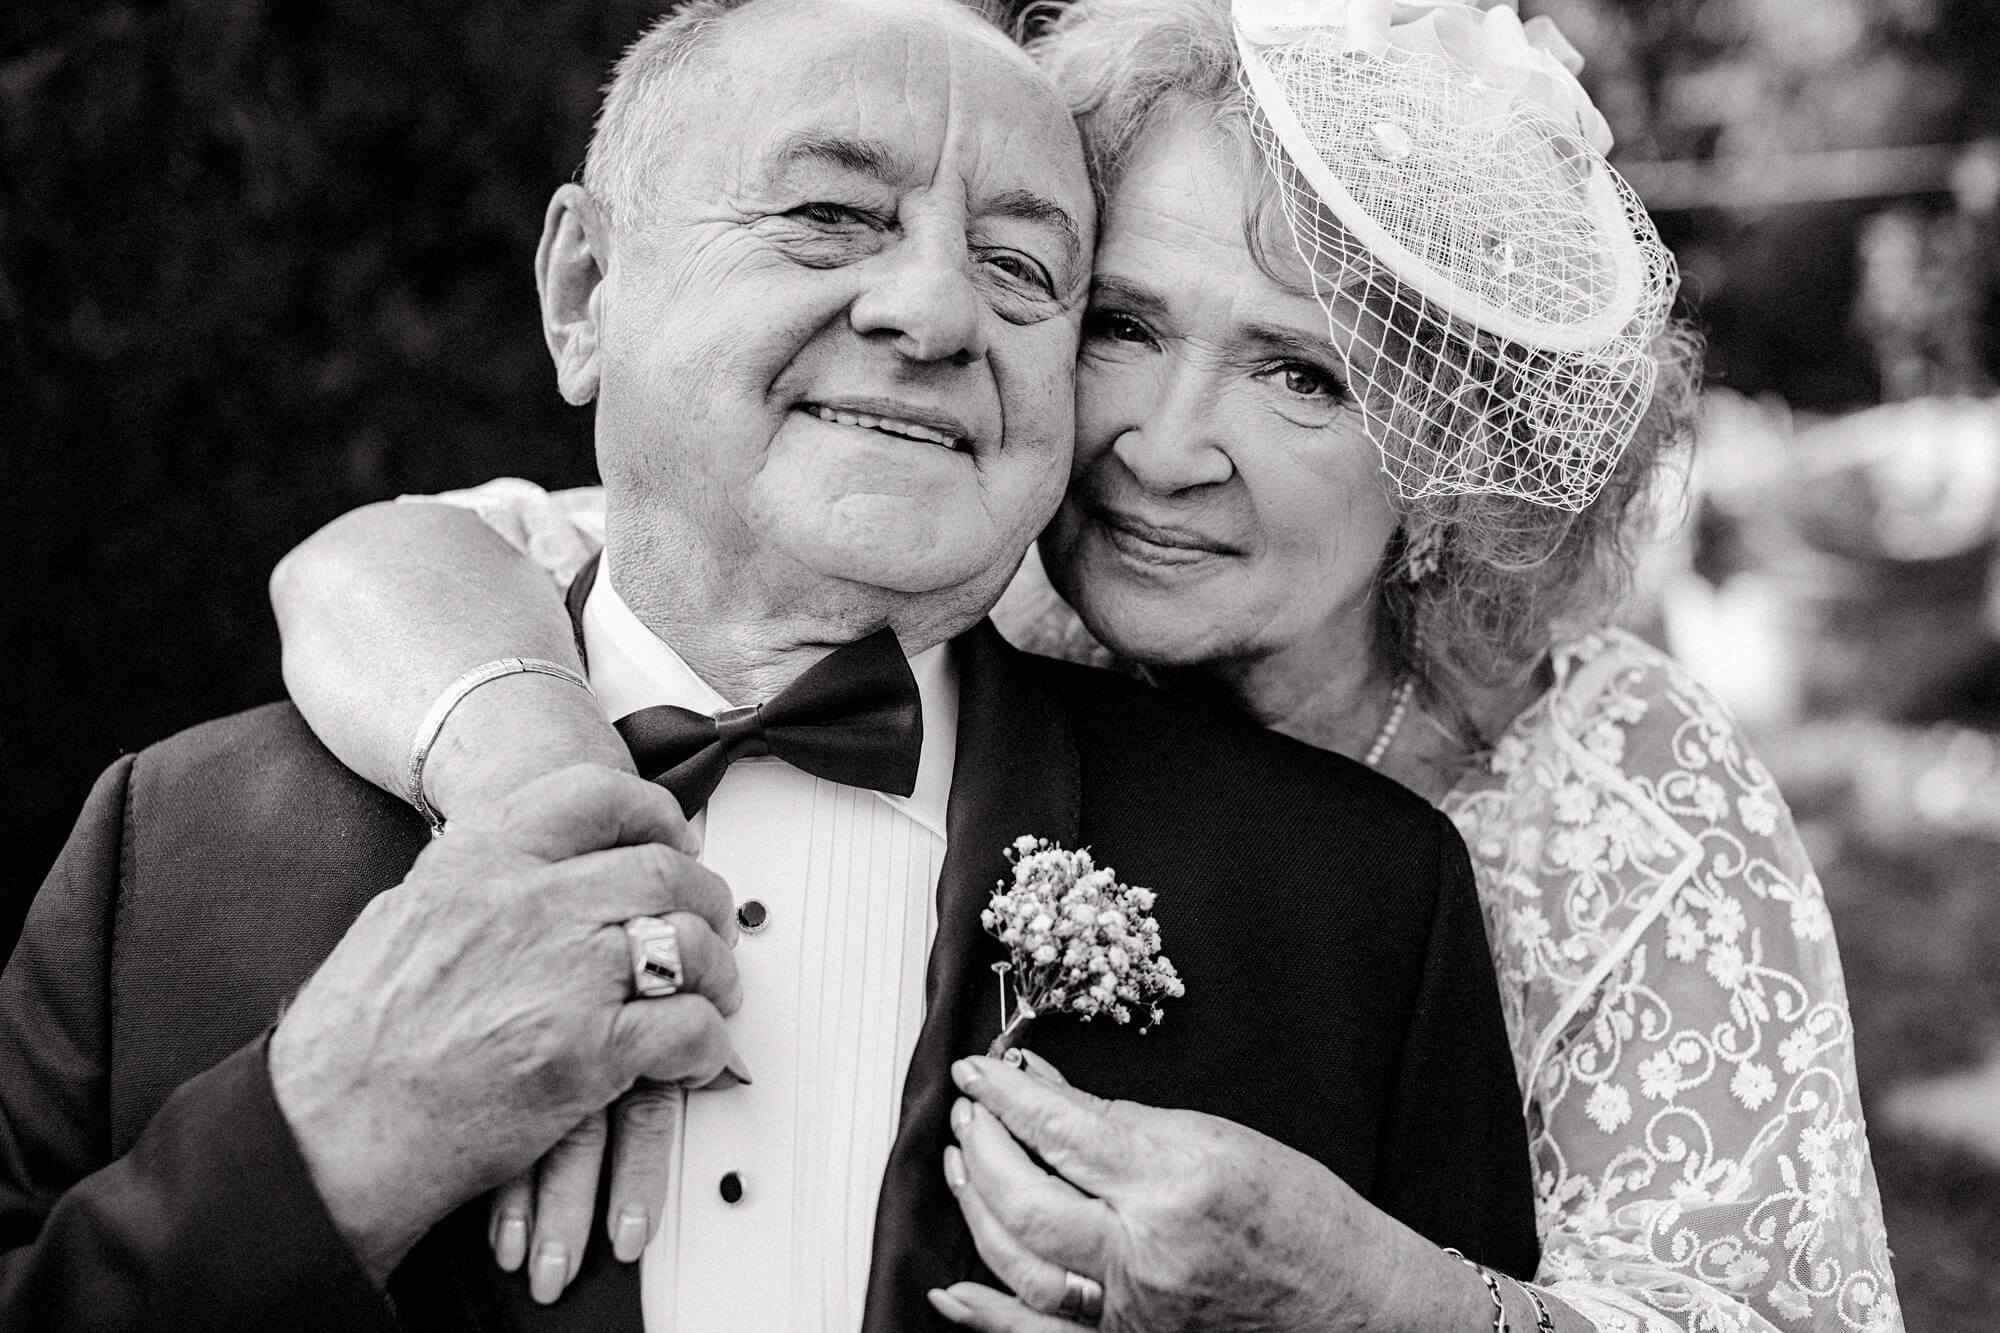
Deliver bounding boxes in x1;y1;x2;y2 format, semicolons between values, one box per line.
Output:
848;232;989;366
1111;362;1234;492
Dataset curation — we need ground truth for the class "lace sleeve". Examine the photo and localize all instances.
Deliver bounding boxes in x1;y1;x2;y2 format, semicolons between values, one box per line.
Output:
1446;633;1903;1333
399;477;606;591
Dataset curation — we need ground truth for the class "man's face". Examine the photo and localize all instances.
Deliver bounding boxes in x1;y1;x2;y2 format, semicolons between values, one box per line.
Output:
588;0;1092;628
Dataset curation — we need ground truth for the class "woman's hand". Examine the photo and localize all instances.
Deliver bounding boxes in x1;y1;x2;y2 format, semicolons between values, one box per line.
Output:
488;1085;683;1302
275;496;673;1298
424;669;638;818
489;986;754;1303
930;1054;1509;1333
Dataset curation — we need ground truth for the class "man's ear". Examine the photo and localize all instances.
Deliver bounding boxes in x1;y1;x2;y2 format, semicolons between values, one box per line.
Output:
536;184;611;406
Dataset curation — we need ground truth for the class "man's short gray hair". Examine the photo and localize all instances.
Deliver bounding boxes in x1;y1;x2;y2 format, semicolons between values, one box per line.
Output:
581;0;1011;229
581;1;757;228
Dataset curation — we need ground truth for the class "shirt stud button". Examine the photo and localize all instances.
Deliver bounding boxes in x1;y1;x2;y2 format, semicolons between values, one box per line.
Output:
736;900;769;934
719;1171;745;1204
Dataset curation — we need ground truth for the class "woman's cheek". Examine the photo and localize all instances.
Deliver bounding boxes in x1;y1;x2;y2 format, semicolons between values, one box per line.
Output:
1074;356;1152;468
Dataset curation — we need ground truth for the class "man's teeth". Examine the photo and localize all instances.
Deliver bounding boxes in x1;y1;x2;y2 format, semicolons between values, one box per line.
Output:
807;404;962;449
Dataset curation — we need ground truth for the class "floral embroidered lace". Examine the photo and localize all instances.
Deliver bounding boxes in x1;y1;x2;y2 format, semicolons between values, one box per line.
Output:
1442;630;1900;1333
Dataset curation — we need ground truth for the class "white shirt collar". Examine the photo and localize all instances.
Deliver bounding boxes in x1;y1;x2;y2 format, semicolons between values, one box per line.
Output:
581;552;958;840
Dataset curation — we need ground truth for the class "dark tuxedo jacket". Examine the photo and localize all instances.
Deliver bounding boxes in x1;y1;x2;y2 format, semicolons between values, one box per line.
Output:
0;620;1537;1331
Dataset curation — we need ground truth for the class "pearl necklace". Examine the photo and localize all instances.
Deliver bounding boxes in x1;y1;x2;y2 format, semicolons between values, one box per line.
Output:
1363;675;1416;769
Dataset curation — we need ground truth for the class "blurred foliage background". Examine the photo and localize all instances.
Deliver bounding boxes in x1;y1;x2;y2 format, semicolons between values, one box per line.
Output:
5;0;1999;1325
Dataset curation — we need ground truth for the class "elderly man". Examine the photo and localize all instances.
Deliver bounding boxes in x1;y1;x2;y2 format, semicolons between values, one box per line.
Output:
0;1;1536;1329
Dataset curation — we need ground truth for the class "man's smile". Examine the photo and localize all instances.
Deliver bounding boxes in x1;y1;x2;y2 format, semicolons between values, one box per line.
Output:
804;400;971;452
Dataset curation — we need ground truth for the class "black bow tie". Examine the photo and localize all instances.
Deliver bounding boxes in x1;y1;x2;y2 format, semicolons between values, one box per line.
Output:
565;556;923;817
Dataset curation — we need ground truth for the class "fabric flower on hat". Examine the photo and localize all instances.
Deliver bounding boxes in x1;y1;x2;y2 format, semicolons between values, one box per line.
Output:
1232;0;1614;154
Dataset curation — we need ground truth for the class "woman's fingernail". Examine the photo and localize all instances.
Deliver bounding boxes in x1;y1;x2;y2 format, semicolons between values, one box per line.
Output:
951;1059;980;1091
723;1048;755;1086
928;1287;975;1321
495;1215;528;1272
944;1145;968;1189
530;1240;570;1304
1002;1046;1025;1068
950;1097;972;1134
613;1206;649;1263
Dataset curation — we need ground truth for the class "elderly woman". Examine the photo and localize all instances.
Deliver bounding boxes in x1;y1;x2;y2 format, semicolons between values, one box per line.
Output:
269;0;1902;1329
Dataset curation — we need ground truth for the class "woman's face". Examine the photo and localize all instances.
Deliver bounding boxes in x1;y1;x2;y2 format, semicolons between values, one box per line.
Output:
1040;108;1398;672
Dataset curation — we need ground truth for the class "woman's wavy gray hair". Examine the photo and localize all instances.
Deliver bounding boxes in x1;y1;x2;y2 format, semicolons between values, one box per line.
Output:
1023;0;1703;750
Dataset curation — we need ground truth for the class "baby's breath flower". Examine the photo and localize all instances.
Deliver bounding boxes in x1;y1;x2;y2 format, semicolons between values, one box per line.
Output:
984;837;1186;1054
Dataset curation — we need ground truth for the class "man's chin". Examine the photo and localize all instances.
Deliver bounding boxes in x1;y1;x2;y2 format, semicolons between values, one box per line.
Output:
783;536;1023;623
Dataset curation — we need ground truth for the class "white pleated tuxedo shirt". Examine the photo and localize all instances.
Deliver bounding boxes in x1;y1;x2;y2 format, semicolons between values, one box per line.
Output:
579;557;957;1333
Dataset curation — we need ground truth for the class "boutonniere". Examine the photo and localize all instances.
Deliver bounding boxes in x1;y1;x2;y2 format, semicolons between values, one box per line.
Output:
982;835;1185;1057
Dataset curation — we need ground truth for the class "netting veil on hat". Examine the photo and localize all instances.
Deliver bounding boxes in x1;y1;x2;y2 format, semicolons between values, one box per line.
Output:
1233;0;1677;512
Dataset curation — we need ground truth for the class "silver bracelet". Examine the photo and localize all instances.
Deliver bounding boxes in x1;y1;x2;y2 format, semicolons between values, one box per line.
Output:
1442;1248;1508;1333
404;657;594;833
1514;1278;1556;1333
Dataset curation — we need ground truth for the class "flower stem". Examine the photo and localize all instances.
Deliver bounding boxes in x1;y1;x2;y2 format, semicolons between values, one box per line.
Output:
986;1011;1036;1059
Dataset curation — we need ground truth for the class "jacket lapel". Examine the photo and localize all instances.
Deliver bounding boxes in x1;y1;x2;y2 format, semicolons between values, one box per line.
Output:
862;620;1081;1333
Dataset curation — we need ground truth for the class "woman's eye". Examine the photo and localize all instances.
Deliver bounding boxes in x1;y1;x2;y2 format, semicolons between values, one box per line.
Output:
1085;310;1154;346
1272;362;1345;401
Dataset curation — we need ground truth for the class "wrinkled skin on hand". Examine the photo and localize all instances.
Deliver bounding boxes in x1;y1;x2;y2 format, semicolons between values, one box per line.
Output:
268;766;740;1284
937;1055;1394;1333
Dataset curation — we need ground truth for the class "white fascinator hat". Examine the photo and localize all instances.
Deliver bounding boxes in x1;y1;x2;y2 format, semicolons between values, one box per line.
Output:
1233;0;1677;513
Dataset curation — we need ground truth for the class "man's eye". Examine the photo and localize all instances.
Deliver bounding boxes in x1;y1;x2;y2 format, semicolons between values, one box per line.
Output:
789;202;876;227
1084;310;1154;346
980;250;1053;294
